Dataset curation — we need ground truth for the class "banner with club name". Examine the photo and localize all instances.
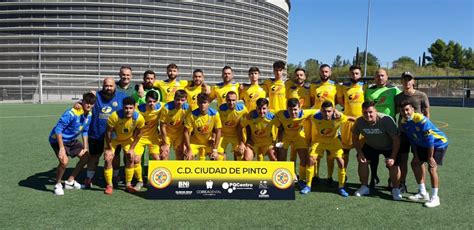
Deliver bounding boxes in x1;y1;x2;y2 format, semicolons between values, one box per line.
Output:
147;160;295;200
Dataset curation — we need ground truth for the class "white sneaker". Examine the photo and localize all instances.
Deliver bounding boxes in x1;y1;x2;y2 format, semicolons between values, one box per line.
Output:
392;188;402;201
424;196;440;208
408;192;429;201
54;183;64;196
354;186;370;197
134;181;144;191
65;180;81;189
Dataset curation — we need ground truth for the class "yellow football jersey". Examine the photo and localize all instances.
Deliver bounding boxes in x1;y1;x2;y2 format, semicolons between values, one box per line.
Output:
240;83;266;111
285;81;312;109
241;110;280;144
276;109;317;138
310;111;347;144
136;103;162;138
159;101;190;135
185;108;222;144
310;80;338;109
263;78;286;112
210;82;240;106
218;102;248;137
107;110;145;142
154;79;189;103
184;84;204;110
337;81;367;117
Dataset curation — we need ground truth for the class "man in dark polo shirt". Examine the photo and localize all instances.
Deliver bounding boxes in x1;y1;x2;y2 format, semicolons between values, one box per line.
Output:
395;71;430;193
352;101;402;200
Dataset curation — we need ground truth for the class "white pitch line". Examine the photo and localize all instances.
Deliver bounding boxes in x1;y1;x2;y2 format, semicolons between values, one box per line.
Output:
0;115;57;119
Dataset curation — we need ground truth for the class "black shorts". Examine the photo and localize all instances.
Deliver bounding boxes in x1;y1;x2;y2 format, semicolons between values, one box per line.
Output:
362;144;400;166
89;138;122;156
398;132;411;154
50;139;83;158
415;145;447;166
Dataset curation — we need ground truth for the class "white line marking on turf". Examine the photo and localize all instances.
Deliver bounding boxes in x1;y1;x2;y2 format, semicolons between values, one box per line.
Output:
0;115;57;119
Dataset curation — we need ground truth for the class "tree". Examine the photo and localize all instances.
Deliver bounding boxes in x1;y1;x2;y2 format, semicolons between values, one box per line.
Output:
392;56;417;68
304;58;319;81
463;48;474;70
356;52;380;67
451;42;464;68
332;55;343;68
286;63;298;80
428;39;450;68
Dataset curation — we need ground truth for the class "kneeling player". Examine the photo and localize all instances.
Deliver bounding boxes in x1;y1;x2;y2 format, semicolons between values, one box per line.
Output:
303;101;350;197
241;98;280;161
184;93;222;160
49;92;96;195
400;101;448;208
104;97;145;194
159;90;189;160
134;91;163;190
218;91;248;160
276;98;314;188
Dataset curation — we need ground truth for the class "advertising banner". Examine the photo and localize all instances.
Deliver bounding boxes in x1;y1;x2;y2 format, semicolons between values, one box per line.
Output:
147;160;295;200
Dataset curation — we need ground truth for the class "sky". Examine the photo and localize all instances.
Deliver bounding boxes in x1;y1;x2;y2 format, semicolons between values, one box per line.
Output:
287;0;473;67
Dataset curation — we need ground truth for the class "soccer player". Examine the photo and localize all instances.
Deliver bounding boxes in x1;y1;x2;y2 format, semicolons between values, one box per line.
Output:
116;65;135;96
285;68;311;167
276;98;314;190
337;66;367;177
302;101;350;197
104;97;145;195
185;69;211;110
263;60;287;113
132;70;161;105
240;67;266;111
210;66;240;106
218;91;248;160
154;63;189;103
352;102;402;200
184;93;222;160
310;64;339;185
241;98;280;161
399;101;447;208
395;72;431;193
49;92;96;195
83;77;128;189
159;89;190;160
133;91;163;191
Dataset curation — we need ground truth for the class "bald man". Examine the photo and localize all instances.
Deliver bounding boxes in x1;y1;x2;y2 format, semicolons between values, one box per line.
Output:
82;77;128;188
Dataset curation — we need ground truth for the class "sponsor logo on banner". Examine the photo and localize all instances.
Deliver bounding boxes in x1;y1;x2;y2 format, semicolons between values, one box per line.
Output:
149;167;172;189
178;181;190;189
259;189;270;198
272;168;292;189
222;182;253;194
175;191;193;195
206;180;214;189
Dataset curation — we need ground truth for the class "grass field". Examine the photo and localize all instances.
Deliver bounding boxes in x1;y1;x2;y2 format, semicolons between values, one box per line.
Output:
0;104;473;229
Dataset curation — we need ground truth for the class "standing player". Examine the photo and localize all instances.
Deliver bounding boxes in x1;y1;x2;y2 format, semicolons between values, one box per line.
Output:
159;89;190;160
218;91;248;160
263;60;287;113
104;97;145;194
336;66;367;179
310;64;339;185
276;98;314;189
399;101;447;207
132;70;161;105
83;77;128;188
303;101;350;197
116;65;135;96
352;102;402;200
154;63;189;103
240;67;266;111
49;92;96;195
184;93;222;160
185;69;211;110
395;72;430;193
241;98;281;161
133;91;163;191
210;66;240;106
365;68;402;189
285;68;312;168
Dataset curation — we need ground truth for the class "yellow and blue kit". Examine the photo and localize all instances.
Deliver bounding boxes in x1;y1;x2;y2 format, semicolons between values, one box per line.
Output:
210;82;240;106
310;80;338;109
218;102;248;153
154;79;188;103
263;78;286;112
49;107;92;143
400;113;448;149
240;83;266;111
159;101;190;147
185;107;222;159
